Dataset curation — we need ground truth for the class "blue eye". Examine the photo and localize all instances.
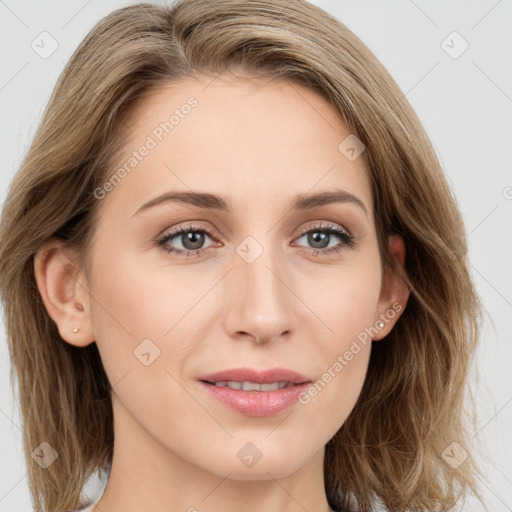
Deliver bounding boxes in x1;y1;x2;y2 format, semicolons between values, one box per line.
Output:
157;223;216;258
157;221;355;258
293;222;356;257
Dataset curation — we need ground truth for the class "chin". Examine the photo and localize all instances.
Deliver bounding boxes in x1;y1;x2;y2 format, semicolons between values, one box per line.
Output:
207;443;313;481
218;463;301;481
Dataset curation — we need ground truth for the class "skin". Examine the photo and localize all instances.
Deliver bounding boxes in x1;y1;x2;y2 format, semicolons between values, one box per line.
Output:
34;73;409;512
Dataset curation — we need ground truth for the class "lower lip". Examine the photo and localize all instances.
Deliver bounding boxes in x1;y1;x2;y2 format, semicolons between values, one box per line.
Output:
198;381;311;417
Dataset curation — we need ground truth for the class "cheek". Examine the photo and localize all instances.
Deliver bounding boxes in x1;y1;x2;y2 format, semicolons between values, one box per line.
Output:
298;305;374;443
87;237;215;394
297;255;381;430
89;243;178;338
311;250;383;349
86;237;169;382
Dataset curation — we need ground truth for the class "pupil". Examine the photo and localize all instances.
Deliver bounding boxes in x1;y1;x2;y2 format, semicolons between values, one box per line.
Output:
184;231;204;249
309;231;329;249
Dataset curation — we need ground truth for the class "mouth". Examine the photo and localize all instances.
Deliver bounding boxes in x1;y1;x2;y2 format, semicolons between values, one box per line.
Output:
196;367;313;417
198;366;312;386
199;380;304;391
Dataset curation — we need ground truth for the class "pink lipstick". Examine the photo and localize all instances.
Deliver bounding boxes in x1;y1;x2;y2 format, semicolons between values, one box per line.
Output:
197;367;312;417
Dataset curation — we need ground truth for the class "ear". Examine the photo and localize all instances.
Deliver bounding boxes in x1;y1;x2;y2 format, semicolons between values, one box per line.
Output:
372;233;410;341
34;238;95;347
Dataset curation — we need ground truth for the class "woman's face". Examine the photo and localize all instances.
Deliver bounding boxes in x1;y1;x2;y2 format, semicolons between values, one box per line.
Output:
46;74;408;482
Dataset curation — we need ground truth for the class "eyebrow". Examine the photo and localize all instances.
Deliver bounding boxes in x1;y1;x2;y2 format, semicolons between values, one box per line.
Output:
132;189;368;218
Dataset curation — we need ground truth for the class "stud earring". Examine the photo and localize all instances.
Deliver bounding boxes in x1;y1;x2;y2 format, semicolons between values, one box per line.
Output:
72;328;80;333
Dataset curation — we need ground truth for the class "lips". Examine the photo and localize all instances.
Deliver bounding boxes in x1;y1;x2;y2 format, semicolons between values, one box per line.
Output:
197;367;313;416
198;367;312;385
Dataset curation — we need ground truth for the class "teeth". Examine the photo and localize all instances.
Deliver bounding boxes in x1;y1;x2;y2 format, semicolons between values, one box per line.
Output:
213;380;290;391
243;381;263;391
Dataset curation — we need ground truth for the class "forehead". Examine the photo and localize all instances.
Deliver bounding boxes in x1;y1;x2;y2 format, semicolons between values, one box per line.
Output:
99;74;373;221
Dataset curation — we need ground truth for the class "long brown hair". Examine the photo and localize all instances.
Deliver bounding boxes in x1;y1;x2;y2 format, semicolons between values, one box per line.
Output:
0;1;488;510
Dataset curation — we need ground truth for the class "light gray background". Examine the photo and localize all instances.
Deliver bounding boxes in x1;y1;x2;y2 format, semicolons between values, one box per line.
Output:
1;1;511;510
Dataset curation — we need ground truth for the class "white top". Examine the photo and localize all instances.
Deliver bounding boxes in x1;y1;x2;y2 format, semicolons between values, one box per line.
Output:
70;504;95;512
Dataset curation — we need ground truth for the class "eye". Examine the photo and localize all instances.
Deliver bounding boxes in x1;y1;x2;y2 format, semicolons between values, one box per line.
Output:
156;221;356;258
292;221;356;257
157;223;217;257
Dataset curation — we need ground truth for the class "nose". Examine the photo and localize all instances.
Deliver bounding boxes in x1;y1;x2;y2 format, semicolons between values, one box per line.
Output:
222;239;295;346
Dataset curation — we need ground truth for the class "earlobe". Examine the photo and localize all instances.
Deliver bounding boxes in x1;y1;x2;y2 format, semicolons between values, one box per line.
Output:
34;239;94;347
373;233;410;341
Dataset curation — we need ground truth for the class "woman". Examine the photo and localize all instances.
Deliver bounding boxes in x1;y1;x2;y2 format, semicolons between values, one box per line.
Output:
0;0;486;511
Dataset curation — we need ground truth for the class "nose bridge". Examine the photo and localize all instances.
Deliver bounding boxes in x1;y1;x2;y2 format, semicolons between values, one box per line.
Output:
236;232;288;305
223;231;294;342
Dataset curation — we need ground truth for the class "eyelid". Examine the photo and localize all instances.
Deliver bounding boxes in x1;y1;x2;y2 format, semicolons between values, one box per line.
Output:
296;220;353;238
157;220;219;240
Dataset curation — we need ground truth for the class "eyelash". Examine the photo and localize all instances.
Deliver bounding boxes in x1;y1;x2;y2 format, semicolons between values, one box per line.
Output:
156;221;356;258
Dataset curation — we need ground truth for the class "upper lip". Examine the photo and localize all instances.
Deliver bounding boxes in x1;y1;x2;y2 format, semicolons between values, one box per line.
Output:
199;367;312;385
